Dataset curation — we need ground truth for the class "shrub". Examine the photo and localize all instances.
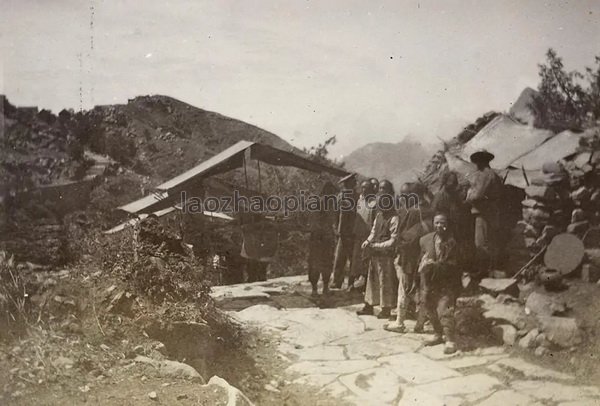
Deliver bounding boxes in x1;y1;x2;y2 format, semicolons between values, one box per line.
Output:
0;251;28;338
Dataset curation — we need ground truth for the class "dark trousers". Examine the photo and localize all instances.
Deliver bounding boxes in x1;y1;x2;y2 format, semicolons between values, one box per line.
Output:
474;213;498;273
308;234;334;289
246;260;267;282
331;235;355;287
421;269;457;341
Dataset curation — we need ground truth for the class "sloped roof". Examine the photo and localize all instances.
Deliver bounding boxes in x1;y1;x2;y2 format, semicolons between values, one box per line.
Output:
118;176;262;215
119;140;348;214
461;115;553;169
155;140;349;194
104;207;233;234
509;130;583;170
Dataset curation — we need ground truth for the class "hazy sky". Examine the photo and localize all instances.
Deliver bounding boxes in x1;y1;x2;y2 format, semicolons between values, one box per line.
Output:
2;0;600;157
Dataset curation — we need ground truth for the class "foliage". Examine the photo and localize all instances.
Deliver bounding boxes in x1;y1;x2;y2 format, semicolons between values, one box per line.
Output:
101;221;213;306
530;49;600;132
303;135;339;163
0;251;29;338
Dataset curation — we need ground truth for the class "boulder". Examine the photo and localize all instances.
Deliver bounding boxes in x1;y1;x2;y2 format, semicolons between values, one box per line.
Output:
571;186;591;203
518;328;539;349
537;317;583;348
134;356;204;382
538;225;560;245
521;199;543;208
525;292;567;317
482;302;528;329
535;332;551;348
571;208;586;223
492;324;517;346
205;376;254;406
567;221;589;236
581;263;600;283
544;233;585;275
106;290;136;316
479;278;518;297
517;282;535;302
52;356;75;369
583;229;600;248
526;186;558;201
586;248;600;264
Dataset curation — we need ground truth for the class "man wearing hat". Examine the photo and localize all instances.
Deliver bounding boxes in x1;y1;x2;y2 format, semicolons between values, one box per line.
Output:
330;173;359;289
466;150;502;274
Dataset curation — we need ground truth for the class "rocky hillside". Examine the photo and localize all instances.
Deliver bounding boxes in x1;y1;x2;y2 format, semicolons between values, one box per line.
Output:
343;138;433;189
0;95;330;267
1;94;297;193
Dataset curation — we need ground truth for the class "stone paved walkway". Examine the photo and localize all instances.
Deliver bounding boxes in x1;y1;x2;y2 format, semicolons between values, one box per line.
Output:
212;276;600;406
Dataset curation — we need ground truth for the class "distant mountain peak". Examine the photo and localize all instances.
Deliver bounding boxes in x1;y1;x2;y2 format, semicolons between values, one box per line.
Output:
343;138;433;189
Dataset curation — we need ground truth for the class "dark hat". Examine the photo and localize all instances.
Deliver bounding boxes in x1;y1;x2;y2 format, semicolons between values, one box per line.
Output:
470;149;495;163
338;172;357;184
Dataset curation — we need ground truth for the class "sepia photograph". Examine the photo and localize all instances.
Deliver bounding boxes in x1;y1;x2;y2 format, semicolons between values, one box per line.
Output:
1;1;600;404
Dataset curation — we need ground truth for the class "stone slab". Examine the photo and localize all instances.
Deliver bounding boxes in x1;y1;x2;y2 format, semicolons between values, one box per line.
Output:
511;380;600;402
331;328;400;345
292;374;338;388
537;316;583;348
559;400;600;406
320;380;358;404
414;373;502;398
480;278;518;294
474;346;506;356
286;359;378;376
488;357;574;381
418;343;462;360
359;315;390;331
339;367;403;404
234;304;283;324
442;355;506;370
477;389;536;406
483;303;528;329
345;336;421;360
397;387;446;406
283;344;347;361
379;353;461;384
279;308;365;348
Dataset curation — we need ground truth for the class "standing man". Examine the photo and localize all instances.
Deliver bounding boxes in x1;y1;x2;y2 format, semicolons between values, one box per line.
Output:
347;180;377;291
307;182;338;296
330;173;358;289
466;150;501;275
386;183;431;333
357;180;399;319
419;213;460;354
432;171;471;245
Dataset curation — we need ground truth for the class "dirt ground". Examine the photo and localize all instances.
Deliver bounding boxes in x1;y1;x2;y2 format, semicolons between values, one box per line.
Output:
2;265;599;405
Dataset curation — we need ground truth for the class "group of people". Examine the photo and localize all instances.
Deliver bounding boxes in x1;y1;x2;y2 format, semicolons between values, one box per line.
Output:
307;149;502;354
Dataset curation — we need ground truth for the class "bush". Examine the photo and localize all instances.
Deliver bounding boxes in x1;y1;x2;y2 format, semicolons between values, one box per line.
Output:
0;251;28;338
101;220;214;305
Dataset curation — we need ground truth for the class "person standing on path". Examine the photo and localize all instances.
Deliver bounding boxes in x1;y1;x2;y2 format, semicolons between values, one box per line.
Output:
385;183;432;333
432;171;468;239
347;180;377;291
356;180;399;319
330;173;358;289
419;213;460;354
307;182;338;296
466;150;502;276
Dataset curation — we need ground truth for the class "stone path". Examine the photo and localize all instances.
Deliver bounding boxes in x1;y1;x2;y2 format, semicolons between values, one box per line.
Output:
212;276;600;406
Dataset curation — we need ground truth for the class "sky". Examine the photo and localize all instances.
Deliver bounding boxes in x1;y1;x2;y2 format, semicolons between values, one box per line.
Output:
1;0;600;158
